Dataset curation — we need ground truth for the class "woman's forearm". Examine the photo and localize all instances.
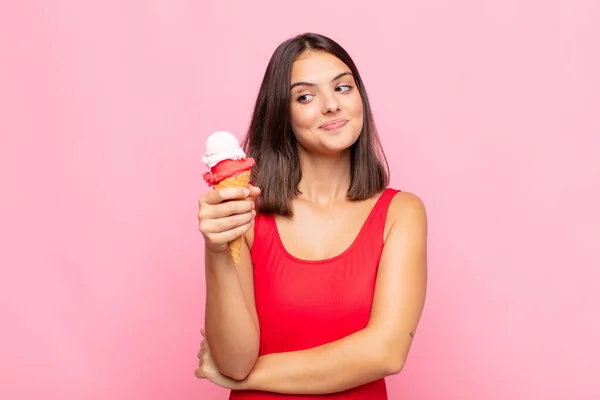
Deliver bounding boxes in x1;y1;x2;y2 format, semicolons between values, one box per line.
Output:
204;248;259;380
241;328;400;395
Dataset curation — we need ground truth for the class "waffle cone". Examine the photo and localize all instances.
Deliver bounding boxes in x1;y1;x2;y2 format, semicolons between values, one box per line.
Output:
213;170;251;265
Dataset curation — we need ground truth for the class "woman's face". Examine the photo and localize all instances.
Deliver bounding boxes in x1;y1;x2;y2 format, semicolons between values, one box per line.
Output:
289;50;364;156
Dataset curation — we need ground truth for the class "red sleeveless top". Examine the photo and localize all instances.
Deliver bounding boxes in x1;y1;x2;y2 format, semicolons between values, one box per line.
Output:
230;188;400;399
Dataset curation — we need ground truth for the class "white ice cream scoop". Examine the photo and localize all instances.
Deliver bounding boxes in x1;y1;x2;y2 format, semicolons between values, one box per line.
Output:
202;131;247;168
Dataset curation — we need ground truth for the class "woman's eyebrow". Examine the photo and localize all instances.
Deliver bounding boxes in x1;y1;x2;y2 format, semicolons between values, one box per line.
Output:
290;72;353;90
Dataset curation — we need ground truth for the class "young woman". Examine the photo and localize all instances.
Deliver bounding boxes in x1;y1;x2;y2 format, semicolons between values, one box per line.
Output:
195;33;428;399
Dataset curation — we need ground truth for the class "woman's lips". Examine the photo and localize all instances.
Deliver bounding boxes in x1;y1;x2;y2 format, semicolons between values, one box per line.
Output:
320;119;348;130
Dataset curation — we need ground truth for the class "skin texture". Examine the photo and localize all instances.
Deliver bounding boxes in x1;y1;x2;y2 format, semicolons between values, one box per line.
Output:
195;50;428;394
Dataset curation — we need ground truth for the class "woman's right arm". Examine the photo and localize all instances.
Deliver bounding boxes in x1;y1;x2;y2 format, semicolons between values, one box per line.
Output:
198;186;260;381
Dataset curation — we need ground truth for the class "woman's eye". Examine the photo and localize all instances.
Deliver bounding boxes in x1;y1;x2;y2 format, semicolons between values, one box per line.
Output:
297;94;314;103
336;84;353;93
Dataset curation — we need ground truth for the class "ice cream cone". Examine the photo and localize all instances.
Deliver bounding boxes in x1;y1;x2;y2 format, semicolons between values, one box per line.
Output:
212;169;251;190
202;131;255;266
213;170;252;265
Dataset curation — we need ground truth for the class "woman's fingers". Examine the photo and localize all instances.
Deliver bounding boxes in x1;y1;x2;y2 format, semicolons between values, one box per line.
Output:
197;185;260;251
208;198;254;219
202;187;250;205
197;337;207;360
248;184;261;198
201;210;255;234
204;221;254;245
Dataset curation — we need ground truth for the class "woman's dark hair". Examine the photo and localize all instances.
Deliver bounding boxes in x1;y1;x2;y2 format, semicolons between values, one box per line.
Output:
242;32;389;216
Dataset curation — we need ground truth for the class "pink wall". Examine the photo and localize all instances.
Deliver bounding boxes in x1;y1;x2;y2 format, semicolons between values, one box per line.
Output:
1;1;598;399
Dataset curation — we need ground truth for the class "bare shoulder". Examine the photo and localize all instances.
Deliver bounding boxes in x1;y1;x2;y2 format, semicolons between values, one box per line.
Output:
384;191;428;240
389;191;427;218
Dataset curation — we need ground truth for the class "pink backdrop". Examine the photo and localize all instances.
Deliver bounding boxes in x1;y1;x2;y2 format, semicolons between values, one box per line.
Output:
1;1;599;399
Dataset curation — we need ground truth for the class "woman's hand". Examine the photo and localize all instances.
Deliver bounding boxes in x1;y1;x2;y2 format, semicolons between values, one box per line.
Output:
198;185;261;254
195;329;246;390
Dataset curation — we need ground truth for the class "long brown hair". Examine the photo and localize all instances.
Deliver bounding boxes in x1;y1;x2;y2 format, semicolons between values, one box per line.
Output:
242;33;389;216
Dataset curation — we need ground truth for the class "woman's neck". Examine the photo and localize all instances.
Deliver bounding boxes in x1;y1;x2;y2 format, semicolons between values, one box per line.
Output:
296;147;351;206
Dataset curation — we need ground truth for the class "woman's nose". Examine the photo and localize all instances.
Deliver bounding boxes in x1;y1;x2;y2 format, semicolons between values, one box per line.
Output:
321;92;340;114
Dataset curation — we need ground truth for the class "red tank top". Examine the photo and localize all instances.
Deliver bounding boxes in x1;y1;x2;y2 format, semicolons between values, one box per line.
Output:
229;188;400;400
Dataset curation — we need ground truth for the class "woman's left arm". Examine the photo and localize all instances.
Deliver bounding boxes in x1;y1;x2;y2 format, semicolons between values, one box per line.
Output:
240;192;428;395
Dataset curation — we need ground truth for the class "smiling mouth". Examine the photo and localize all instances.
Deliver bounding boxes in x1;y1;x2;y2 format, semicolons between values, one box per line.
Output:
320;119;348;130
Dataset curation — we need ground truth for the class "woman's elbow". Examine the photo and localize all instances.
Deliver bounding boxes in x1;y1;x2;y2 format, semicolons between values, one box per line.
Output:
218;347;259;381
384;355;405;376
231;355;257;381
224;366;252;382
379;345;407;376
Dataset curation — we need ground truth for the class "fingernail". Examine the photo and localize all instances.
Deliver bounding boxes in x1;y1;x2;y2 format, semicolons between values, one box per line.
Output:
243;189;250;196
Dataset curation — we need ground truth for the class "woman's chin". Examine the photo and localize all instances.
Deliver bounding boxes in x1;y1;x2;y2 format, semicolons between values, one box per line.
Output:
322;135;359;154
316;143;354;158
297;134;358;157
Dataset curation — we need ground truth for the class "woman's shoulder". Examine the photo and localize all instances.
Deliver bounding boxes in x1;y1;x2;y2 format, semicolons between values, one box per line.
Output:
385;189;427;230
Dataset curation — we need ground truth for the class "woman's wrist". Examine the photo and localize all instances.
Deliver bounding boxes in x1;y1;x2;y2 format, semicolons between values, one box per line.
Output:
205;244;234;266
205;243;230;256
